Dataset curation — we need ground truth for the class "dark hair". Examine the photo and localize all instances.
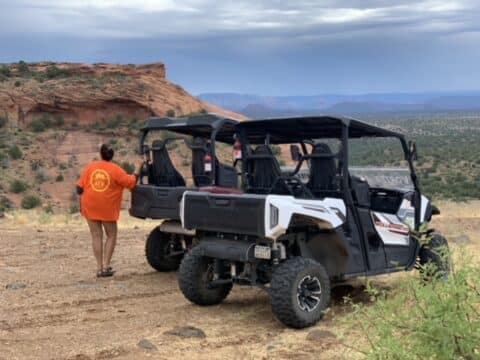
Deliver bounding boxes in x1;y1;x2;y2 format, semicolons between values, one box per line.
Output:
100;144;114;161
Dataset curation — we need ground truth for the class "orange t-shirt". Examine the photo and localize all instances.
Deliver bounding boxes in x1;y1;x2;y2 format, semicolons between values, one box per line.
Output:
76;161;136;221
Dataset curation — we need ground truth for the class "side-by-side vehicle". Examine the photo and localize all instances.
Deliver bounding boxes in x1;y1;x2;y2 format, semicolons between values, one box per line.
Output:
177;115;449;328
129;114;239;271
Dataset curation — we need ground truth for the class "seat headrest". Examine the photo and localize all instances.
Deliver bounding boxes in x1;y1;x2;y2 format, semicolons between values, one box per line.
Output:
312;143;333;155
151;139;166;150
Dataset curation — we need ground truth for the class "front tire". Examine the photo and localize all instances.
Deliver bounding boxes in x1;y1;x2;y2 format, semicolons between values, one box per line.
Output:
418;233;451;280
145;227;183;272
178;247;232;306
270;257;330;328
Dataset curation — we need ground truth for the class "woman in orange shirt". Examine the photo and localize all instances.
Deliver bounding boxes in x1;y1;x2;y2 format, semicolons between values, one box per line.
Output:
77;144;141;277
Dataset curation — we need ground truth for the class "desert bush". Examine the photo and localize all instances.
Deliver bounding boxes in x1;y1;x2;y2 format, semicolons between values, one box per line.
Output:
30;159;43;171
44;203;54;214
0;65;11;77
271;145;282;156
0;116;7;128
10;179;28;193
166;109;176;117
21;194;41;209
106;115;123;129
17;61;30;76
55;174;64;182
58;162;67;170
53;116;65;127
14;80;21;87
0;195;12;211
45;65;72;79
120;161;135;175
8;145;22;160
69;203;80;214
342;250;480;359
29;115;52;132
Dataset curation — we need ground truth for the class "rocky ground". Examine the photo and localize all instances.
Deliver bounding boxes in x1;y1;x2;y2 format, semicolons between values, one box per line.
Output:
0;201;478;360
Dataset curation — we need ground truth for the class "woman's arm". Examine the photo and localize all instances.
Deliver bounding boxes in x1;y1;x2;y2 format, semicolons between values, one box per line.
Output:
114;164;137;190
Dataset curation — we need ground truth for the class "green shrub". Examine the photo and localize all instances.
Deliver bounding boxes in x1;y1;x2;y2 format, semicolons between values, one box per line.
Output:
21;194;41;209
0;65;11;77
0;195;12;211
17;61;30;76
30;159;43;171
271;145;282;156
29;119;46;132
55;174;64;182
120;161;135;175
69;203;80;214
166;109;176;117
14;80;21;87
342;250;480;359
10;179;28;193
8;145;23;160
45;65;71;79
53;116;65;127
44;203;54;214
0;117;7;129
106;115;123;129
29;115;52;132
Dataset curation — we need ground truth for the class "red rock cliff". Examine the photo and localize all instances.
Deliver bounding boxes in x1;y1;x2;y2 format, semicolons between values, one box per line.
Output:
0;61;244;127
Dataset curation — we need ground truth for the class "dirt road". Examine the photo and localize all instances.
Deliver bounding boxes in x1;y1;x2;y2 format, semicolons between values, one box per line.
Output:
0;225;348;360
0;202;478;359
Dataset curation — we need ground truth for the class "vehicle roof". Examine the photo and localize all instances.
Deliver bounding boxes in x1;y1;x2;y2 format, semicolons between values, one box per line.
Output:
237;115;404;144
142;114;238;143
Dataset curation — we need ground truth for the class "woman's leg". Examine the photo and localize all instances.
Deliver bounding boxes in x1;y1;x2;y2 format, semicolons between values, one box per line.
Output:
102;221;118;270
87;219;103;272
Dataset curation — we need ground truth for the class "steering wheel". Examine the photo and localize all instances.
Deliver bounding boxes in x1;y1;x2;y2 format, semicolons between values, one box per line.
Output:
283;176;313;198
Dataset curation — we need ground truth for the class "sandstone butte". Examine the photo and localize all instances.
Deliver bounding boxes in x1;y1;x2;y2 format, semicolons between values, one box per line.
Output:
0;61;245;127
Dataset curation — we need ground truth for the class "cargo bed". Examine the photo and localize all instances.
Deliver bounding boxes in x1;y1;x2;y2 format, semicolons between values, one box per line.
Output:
182;192;267;236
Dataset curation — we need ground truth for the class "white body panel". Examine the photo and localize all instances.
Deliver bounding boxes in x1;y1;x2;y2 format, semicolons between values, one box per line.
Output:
264;196;346;240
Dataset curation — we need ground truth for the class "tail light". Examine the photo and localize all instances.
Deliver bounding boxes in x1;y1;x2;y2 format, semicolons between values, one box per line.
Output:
233;138;242;161
204;153;212;173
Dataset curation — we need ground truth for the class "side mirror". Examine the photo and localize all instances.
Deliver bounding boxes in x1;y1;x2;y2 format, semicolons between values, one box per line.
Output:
290;144;302;162
408;141;418;161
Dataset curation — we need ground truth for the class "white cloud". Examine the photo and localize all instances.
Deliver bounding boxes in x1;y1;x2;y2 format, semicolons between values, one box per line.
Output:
0;0;477;39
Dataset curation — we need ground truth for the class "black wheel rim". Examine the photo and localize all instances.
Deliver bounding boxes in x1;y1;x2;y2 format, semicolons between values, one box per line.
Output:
162;234;178;258
296;275;322;312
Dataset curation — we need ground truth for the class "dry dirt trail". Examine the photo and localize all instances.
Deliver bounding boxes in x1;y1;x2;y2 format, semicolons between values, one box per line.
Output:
0;223;346;360
0;201;479;359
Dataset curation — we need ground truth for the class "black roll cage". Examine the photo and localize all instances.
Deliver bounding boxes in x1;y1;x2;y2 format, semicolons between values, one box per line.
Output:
235;116;421;231
139;114;238;185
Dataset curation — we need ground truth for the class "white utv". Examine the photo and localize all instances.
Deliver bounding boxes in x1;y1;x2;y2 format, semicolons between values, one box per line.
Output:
177;116;449;328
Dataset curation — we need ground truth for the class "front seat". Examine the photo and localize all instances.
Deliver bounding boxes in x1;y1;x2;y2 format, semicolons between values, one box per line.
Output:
149;139;186;187
307;143;337;196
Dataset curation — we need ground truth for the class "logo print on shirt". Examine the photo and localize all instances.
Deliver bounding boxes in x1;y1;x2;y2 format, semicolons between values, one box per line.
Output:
90;169;110;192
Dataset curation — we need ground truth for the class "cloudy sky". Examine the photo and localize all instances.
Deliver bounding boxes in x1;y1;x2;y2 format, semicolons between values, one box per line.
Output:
0;0;479;95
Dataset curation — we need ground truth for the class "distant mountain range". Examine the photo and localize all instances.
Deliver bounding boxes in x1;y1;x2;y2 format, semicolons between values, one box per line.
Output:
198;91;480;117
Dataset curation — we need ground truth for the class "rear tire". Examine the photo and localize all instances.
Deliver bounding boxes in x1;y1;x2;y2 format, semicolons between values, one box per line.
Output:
418;233;451;280
178;247;232;306
145;227;183;272
270;257;330;328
